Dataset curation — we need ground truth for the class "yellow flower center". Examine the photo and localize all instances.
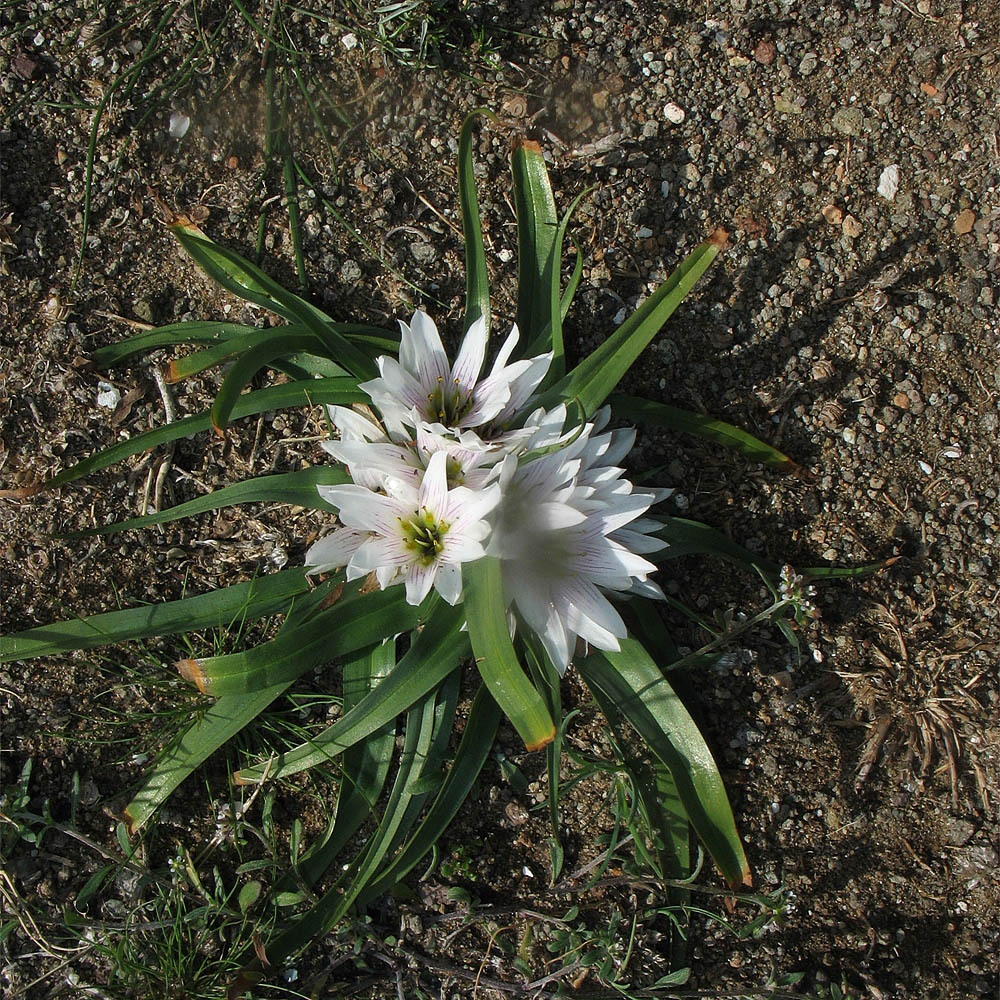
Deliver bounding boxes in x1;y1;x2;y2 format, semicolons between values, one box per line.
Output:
400;508;449;565
427;376;474;425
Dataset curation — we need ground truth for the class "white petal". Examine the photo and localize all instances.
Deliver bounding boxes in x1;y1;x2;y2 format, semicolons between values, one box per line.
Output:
400;311;450;388
611;527;668;554
451;315;488;390
332;489;403;534
404;561;437;606
329;405;386;442
628;578;666;601
363;358;427;414
348;536;410;573
561;576;627;644
440;535;486;563
536;502;587;529
492;352;553;425
491;324;521;372
305;529;367;572
434;562;463;605
418;450;448;513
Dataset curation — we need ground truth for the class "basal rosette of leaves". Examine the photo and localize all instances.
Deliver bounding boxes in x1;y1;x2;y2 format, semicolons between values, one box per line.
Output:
0;113;884;983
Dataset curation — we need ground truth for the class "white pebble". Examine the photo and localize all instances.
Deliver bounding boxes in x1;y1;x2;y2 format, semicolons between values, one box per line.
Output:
918;460;933;475
96;381;120;409
637;226;653;238
341;32;358;50
168;112;190;140
663;102;686;124
877;163;900;201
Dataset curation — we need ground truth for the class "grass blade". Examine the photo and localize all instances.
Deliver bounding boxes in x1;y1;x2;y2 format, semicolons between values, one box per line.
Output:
463;556;555;751
57;467;349;539
0;568;312;664
610;394;805;475
577;637;751;888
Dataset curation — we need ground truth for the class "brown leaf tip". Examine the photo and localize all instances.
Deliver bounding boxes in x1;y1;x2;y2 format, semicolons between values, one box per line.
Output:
176;658;210;694
708;227;731;249
512;136;543;156
525;726;557;753
122;807;139;837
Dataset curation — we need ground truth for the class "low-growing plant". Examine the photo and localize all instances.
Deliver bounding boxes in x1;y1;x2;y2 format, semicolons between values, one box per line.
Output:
1;112;884;989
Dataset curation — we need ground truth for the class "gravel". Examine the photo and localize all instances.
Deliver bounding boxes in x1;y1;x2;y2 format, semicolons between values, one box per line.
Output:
1;0;998;997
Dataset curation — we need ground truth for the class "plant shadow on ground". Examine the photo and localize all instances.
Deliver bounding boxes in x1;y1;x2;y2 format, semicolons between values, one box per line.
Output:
2;1;997;997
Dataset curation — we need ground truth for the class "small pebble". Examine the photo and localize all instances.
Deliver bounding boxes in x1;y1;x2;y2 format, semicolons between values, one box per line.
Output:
877;164;900;201
663;102;686;124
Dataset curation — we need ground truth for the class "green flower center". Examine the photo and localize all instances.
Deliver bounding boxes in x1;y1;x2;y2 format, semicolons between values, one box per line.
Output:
400;508;449;565
427;376;473;425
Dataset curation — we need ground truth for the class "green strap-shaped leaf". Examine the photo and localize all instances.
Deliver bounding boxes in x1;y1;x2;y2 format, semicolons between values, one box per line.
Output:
458;110;494;337
280;639;398;892
90;320;396;370
170;224;377;379
0;567;312;664
560;237;584;322
577;637;750;889
182;585;423;697
6;378;365;496
537;232;726;418
235;598;469;783
91;322;259;368
58;467;349;539
512;138;560;361
523;636;565;882
464;556;555;751
164;329;328;382
256;681;444;970
358;684;501;905
610;394;805;475
523;189;592;391
209;333;322;435
655;516;895;586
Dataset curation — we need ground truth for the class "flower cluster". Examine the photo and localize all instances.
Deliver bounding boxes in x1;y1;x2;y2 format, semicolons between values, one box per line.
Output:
306;311;666;673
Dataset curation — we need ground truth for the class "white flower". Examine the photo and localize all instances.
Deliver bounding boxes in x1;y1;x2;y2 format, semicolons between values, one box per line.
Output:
306;450;500;606
359;310;551;435
488;410;667;674
321;405;501;495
